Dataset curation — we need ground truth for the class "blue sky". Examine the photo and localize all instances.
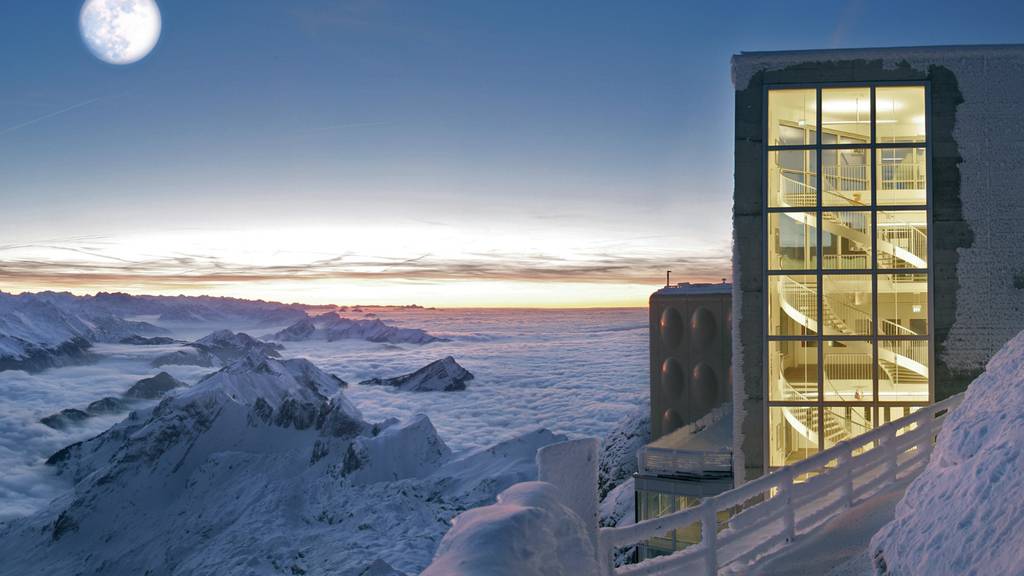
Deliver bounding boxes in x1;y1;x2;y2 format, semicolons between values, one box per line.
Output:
1;0;1022;306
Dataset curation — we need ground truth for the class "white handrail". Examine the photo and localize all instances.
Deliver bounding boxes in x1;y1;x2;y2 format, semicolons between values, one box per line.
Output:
598;393;964;576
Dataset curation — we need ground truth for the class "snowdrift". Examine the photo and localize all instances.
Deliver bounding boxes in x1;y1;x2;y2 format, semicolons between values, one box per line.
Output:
422;481;598;576
871;329;1024;575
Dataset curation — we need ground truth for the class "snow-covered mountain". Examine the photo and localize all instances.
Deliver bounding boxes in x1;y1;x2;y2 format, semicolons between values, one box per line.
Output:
0;290;317;373
268;312;445;345
151;329;285;368
0;351;565;575
360;356;475;392
0;292;168;373
83;291;309;326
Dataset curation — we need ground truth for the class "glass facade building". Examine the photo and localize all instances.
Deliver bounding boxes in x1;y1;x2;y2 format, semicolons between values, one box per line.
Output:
764;84;932;470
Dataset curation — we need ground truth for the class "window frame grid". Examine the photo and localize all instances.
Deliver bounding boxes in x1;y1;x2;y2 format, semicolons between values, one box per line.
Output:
762;81;933;464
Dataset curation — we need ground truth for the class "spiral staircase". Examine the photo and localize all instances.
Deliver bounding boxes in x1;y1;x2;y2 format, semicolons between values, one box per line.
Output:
772;165;928;452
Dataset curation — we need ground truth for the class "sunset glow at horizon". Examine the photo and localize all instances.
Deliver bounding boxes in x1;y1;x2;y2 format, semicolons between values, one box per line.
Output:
0;223;731;307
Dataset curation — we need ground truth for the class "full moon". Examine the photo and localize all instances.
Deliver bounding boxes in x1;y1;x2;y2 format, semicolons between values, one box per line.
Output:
79;0;161;65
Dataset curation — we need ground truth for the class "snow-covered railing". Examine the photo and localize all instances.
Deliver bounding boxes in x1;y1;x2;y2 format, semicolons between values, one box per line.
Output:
597;393;964;576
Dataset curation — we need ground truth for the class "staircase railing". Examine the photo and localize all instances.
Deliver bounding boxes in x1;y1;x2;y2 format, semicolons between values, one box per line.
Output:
778;172;816;207
778;277;817;331
822;282;871;335
879;223;927;267
597;393;965;576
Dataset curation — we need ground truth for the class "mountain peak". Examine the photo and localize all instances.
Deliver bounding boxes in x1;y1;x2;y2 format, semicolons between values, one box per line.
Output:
360;357;474;392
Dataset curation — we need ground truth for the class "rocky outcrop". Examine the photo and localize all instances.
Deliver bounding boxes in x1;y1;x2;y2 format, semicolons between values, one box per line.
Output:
85;396;128;415
39;409;91;431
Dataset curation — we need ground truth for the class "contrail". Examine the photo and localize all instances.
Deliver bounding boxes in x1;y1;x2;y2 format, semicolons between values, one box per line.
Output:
0;97;103;136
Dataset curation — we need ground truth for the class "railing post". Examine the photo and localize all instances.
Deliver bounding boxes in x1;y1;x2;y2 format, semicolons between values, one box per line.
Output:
701;502;718;576
536;438;600;560
781;472;795;543
596;530;614;576
881;427;898;482
918;410;935;463
839;445;854;508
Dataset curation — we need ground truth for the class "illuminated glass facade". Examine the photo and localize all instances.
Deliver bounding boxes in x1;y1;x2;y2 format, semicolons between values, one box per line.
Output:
765;84;931;470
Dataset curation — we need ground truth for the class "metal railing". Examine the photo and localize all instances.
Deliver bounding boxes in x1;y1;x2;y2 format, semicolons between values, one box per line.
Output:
822;164;868;195
822;253;870;270
823;352;872;383
879;163;925;191
597;393;964;576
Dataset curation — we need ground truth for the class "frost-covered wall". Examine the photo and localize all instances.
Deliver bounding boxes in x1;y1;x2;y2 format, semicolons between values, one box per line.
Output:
731;44;1024;482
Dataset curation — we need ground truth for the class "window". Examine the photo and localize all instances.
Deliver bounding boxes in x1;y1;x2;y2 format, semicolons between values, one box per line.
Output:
765;84;931;472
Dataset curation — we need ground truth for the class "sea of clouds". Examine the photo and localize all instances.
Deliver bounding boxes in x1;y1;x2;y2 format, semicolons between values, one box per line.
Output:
0;308;648;520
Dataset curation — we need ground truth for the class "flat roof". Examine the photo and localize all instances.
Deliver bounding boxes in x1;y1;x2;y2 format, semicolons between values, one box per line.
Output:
732;43;1024;88
734;43;1024;60
653;282;731;297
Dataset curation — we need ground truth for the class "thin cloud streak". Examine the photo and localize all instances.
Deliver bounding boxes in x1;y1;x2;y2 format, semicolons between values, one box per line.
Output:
0;97;104;136
0;250;731;289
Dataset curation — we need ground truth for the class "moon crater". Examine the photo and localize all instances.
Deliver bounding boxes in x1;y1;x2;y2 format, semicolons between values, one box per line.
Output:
80;0;161;65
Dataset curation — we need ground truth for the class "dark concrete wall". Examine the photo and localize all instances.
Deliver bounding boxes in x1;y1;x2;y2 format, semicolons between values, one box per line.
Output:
732;59;969;482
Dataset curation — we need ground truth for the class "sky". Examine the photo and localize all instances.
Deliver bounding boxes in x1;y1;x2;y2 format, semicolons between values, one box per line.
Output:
1;0;1023;307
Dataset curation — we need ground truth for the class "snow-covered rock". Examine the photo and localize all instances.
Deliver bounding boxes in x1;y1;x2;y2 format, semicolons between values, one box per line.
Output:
360;356;475;392
1;352;565;575
870;329;1024;575
85;396;128;415
600;477;636;528
358;559;408;576
268;312;444;345
599;399;649;498
151;329;284;368
38;409;91;431
342;414;452;484
422;481;599;576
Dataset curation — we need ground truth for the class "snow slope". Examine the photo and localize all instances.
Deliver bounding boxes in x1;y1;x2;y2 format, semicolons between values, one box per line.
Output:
870;329;1024;575
0;351;565;575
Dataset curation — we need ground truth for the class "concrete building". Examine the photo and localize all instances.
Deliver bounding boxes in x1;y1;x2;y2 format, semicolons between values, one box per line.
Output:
732;44;1024;483
637;283;733;558
632;44;1024;559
